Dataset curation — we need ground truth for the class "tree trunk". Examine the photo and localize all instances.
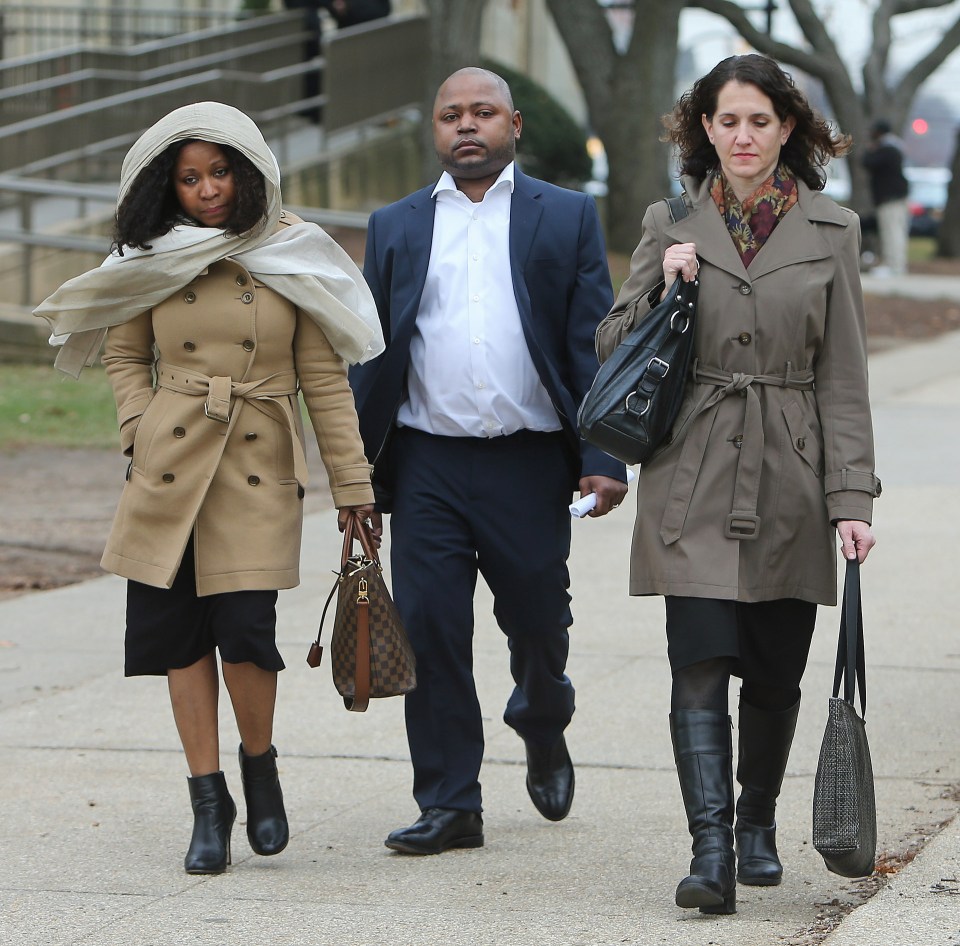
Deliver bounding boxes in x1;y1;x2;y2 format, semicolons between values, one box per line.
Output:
546;0;682;254
419;0;487;185
937;128;960;257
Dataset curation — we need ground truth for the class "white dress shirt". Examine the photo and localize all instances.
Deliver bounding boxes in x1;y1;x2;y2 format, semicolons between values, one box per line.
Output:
396;162;561;438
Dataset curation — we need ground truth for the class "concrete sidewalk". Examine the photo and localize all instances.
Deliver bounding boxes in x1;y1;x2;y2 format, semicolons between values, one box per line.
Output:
2;329;959;945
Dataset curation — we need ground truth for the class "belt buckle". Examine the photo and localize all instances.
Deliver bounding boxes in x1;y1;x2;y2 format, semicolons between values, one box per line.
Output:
725;513;760;540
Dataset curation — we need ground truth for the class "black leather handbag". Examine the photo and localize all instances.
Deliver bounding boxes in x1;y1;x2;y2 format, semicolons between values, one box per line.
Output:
579;195;697;465
579;266;698;466
812;559;877;877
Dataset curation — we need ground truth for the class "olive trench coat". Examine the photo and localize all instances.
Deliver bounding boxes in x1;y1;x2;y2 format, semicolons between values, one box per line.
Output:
100;215;374;596
596;176;880;605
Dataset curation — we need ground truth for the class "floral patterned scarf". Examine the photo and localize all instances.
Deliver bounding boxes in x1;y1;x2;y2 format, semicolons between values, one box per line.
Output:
710;163;798;267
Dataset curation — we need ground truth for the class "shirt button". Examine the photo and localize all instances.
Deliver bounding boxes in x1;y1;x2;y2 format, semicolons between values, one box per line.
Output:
173;427;186;438
183;341;196;352
472;295;479;302
739;284;752;295
245;432;257;441
241;291;254;304
472;254;479;261
236;274;248;286
183;291;196;304
473;337;481;345
162;472;175;483
476;381;485;390
738;332;752;345
472;211;478;220
248;475;260;486
242;339;255;351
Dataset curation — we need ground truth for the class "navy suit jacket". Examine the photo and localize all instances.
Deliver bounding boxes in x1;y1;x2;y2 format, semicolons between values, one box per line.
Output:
350;168;625;506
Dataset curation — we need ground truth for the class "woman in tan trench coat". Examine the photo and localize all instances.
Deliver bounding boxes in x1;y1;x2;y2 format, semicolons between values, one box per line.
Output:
596;56;880;916
34;103;384;875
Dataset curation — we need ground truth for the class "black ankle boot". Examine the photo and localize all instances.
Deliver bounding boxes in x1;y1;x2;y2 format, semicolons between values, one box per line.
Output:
239;744;289;856
185;771;236;874
735;695;800;886
670;710;736;915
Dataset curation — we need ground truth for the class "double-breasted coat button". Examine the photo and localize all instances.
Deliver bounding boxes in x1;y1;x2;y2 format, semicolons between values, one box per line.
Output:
733;434;744;448
173;427;186;438
236;274;248;286
241;291;254;304
242;339;255;351
162;472;175;483
183;341;196;352
245;432;257;441
797;437;806;449
739;284;752;295
183;291;196;304
248;475;260;486
738;332;752;345
297;485;305;499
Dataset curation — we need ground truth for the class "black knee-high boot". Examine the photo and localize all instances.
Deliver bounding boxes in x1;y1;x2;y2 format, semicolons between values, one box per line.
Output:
670;710;737;915
185;771;236;874
734;695;800;886
239;744;289;856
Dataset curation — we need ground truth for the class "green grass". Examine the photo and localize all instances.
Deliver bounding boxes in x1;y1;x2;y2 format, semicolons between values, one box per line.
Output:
0;364;118;448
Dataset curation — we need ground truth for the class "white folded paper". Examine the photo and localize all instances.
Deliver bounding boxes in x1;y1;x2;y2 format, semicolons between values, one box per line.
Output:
570;469;636;518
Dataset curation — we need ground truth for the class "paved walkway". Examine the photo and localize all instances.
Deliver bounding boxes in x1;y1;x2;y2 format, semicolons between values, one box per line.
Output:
2;278;960;945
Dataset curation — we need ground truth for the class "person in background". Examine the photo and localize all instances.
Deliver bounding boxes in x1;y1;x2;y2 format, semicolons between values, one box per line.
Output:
597;55;879;916
351;67;626;855
862;118;910;276
34;101;382;876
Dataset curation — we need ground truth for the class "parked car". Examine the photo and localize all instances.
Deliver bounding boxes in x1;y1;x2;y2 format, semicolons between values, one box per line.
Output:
905;166;950;237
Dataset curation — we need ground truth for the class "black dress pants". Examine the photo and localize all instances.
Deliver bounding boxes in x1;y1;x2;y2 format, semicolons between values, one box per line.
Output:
390;427;577;813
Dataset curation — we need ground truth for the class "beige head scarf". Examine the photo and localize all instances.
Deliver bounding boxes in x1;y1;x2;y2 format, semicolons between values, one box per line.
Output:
33;102;384;376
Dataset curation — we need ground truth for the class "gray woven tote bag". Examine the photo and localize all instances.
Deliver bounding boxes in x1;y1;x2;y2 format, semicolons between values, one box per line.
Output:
812;559;877;878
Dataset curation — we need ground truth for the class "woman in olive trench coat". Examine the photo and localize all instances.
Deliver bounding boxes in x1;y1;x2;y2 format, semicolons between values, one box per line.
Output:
34;103;384;876
596;56;880;916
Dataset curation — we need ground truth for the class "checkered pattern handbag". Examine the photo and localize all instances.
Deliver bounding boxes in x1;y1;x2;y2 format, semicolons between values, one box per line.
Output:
306;511;416;712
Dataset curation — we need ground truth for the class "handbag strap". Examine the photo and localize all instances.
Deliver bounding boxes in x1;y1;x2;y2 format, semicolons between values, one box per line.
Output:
832;558;867;717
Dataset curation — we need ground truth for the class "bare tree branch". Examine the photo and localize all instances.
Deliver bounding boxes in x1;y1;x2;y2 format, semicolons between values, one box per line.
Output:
893;11;960;111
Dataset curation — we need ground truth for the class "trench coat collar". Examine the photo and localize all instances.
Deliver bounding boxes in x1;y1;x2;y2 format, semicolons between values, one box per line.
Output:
666;173;850;283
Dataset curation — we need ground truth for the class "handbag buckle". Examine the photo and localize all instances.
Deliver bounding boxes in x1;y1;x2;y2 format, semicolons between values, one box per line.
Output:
647;356;670;380
725;513;761;539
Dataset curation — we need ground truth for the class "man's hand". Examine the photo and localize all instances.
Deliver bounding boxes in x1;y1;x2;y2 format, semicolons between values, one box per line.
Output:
578;475;628;517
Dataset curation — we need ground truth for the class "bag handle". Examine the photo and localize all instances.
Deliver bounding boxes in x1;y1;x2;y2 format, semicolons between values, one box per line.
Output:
340;509;381;567
832;558;867;718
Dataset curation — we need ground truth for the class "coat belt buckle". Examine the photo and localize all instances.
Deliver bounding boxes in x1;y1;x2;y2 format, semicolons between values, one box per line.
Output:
204;376;232;424
725;513;760;540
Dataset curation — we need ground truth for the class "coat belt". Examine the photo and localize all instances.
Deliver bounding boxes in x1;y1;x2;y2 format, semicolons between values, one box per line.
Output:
156;361;309;487
659;361;815;545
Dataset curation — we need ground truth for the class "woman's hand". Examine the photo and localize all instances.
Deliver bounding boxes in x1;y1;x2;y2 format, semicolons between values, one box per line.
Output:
662;242;699;295
338;504;383;545
836;520;875;563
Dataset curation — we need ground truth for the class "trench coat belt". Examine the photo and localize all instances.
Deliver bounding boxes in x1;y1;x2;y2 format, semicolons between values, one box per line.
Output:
155;361;309;487
659;361;816;545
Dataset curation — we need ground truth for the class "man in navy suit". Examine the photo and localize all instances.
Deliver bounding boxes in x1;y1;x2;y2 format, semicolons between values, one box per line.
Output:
351;67;626;854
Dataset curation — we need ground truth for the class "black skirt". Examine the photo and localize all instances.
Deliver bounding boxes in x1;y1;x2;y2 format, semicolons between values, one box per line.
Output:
664;596;816;689
124;538;284;677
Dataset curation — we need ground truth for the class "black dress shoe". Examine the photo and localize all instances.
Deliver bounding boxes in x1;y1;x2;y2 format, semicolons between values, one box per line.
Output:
525;735;575;822
385;807;484;855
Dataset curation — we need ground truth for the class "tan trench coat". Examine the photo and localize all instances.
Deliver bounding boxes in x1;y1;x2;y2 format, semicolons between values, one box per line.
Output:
100;214;374;595
596;176;880;605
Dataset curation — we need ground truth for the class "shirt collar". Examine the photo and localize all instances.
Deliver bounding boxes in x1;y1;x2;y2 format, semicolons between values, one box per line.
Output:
432;161;516;199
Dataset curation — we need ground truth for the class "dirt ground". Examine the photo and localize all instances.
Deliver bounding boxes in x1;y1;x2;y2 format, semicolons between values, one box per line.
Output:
2;289;958;600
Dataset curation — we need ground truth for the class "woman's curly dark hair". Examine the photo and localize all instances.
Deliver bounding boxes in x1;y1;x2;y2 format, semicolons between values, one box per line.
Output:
663;54;851;190
114;140;268;253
